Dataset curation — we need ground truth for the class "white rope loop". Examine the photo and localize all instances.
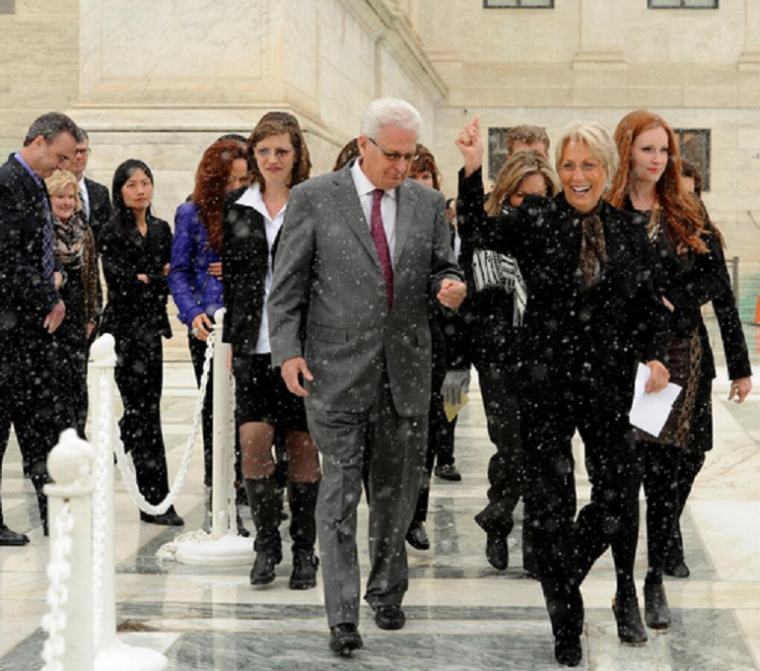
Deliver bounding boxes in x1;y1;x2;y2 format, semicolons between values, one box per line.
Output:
110;333;214;516
41;501;74;671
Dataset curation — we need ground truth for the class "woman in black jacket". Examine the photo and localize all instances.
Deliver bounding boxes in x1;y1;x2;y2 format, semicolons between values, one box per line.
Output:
462;149;559;574
100;159;182;526
456;118;670;668
223;112;321;590
607;110;737;636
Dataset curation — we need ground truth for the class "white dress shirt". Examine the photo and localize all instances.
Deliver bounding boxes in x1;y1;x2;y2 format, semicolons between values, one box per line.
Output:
350;159;397;266
235;183;287;355
78;175;90;222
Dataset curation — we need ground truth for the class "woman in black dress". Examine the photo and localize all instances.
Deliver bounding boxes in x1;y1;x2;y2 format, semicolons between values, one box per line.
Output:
456;117;670;667
607;110;736;637
45;169;99;437
223;112;321;590
100;159;183;526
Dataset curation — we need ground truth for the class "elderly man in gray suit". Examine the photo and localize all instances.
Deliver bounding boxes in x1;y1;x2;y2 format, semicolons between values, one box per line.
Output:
268;98;466;656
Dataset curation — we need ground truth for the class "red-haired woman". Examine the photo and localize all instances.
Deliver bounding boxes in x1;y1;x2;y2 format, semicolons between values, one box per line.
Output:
607;110;739;640
169;139;249;507
223;112;321;590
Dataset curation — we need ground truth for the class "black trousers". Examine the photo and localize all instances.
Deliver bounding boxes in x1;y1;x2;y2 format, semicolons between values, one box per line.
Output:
114;330;170;506
57;268;88;438
0;331;65;529
521;377;640;642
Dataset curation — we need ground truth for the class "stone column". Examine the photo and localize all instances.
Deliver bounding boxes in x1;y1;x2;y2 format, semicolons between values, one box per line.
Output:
739;0;760;70
573;0;626;70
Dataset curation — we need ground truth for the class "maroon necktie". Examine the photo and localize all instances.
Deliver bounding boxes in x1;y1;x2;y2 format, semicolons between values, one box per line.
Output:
371;188;393;311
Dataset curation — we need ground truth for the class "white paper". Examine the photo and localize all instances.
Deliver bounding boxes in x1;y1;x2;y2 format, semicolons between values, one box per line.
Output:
629;363;682;437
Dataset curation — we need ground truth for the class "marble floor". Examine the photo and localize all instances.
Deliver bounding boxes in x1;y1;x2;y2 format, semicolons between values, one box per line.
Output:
1;323;760;670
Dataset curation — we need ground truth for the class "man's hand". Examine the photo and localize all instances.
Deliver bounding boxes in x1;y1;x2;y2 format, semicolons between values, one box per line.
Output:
281;356;313;397
44;300;66;333
729;376;752;403
191;313;214;341
437;279;467;309
644;360;669;394
442;369;471;406
137;274;150;284
209;262;223;279
455;117;484;178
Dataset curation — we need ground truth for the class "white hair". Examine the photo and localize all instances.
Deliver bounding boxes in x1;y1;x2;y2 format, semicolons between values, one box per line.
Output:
360;98;422;140
555;121;619;182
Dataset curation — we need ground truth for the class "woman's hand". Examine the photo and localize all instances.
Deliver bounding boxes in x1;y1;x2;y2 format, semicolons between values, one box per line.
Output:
191;313;213;341
644;360;670;394
162;263;170;277
729;376;752;403
209;262;223;279
662;296;675;312
455;117;484;178
137;274;150;284
54;271;63;290
86;321;96;339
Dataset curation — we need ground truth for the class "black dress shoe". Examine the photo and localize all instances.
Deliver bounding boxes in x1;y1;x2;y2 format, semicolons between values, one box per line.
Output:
434;464;462;482
474;513;509;570
644;583;671;630
0;524;29;546
612;593;648;645
555;637;582;667
664;559;690;579
405;520;430;551
140;508;185;527
374;604;406;630
329;623;363;657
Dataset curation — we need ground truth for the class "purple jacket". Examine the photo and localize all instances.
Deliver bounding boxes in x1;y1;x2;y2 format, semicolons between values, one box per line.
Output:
168;201;224;328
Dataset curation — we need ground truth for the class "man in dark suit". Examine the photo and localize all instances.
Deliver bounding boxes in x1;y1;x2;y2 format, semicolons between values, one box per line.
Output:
268;98;466;656
69;128;111;249
0;112;79;545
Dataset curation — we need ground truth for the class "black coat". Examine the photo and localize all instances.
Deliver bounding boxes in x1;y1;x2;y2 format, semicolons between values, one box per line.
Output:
100;215;173;338
84;177;112;249
0;153;61;334
458;167;670;395
222;187;277;357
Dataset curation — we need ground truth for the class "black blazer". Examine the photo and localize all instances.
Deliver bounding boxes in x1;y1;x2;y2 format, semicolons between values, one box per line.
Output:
0;153;61;334
458;167;670;393
84;177;111;248
100;214;173;338
222;186;278;357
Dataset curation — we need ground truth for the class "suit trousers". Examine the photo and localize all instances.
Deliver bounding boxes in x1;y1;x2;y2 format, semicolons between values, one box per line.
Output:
521;376;640;642
307;373;427;628
114;330;171;506
0;331;63;528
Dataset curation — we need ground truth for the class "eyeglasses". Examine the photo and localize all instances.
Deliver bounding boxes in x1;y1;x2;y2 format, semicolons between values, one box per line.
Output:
368;137;416;164
73;148;91;156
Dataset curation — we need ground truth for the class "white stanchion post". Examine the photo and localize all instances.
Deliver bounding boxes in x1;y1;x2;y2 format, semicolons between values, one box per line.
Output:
44;429;96;671
89;334;168;671
90;335;117;654
173;308;252;566
211;307;233;540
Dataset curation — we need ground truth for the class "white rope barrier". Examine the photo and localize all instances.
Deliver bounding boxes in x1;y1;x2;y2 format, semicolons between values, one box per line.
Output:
41;502;74;671
91;409;110;646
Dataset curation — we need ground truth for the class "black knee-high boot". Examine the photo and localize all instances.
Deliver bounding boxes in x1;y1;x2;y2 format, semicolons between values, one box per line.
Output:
245;474;282;586
287;480;320;590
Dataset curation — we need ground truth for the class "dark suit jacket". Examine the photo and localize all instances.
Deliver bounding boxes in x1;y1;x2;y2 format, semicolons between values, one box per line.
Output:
84;177;111;248
221;186;278;357
0;153;61;334
458;167;670;399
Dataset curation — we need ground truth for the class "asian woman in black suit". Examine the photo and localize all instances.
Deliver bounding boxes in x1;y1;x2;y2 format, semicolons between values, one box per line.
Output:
100;159;183;526
223;112;321;590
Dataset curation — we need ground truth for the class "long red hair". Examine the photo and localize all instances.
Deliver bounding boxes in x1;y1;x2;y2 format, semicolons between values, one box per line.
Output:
608;110;708;254
192;139;247;253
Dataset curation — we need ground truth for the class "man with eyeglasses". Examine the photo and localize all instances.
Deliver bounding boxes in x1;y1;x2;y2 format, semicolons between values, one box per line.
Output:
269;97;466;657
69;129;112;249
0;112;79;545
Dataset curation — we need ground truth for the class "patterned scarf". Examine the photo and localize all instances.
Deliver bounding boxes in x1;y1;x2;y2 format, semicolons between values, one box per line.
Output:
53;211;87;270
577;201;608;291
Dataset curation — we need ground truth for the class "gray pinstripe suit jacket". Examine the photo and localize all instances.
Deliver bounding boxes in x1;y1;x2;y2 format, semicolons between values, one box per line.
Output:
268;160;464;417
